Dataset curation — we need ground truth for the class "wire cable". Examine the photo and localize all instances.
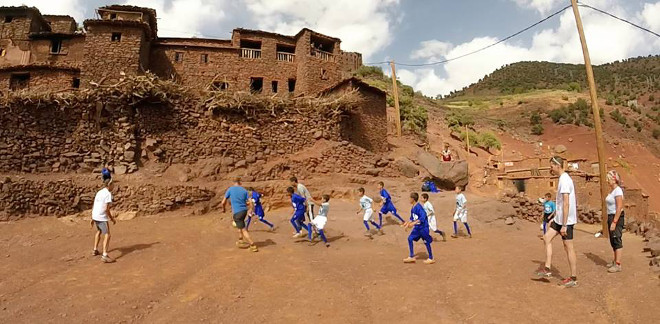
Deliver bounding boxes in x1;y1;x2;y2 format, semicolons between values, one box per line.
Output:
578;2;660;38
364;4;573;66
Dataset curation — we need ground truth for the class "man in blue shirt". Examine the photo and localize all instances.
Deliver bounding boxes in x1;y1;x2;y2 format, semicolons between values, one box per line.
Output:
288;186;310;238
378;181;405;226
222;178;257;252
402;192;434;264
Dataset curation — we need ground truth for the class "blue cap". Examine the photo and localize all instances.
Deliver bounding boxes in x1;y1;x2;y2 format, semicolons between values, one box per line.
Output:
101;168;112;180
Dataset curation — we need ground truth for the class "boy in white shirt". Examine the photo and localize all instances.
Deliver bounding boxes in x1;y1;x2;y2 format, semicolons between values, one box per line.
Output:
91;177;116;263
421;193;446;241
355;187;381;237
451;186;472;238
309;194;331;247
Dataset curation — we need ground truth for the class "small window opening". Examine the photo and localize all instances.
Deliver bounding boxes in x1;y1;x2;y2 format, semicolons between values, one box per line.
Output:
4;16;14;23
288;79;296;93
310;35;335;53
271;81;278;93
276;44;295;54
174;52;183;63
550;181;555;188
200;54;208;63
50;40;62;54
212;82;228;91
9;73;30;91
111;32;121;42
72;78;80;89
250;77;263;93
110;13;117;20
240;39;261;49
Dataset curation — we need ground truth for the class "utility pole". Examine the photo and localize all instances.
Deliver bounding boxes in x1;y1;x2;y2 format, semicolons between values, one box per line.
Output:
570;0;609;236
390;61;402;137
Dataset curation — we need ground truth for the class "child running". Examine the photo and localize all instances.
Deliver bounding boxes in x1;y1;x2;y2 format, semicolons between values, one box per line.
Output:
377;181;405;226
288;187;309;238
246;188;275;231
451;186;472;238
356;187;381;237
541;192;556;236
402;193;435;264
421;193;446;241
308;194;331;247
91;177;116;263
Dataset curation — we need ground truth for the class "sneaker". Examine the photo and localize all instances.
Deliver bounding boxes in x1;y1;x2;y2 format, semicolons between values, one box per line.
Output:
249;244;259;252
605;261;615;268
269;226;276;232
451;234;458;238
403;257;416;263
101;255;115;263
92;250;100;256
467;234;472;239
423;258;436;265
607;264;622;273
534;266;552;278
292;232;303;238
559;277;578;288
441;232;447;242
364;231;372;237
236;240;250;249
325;243;331;248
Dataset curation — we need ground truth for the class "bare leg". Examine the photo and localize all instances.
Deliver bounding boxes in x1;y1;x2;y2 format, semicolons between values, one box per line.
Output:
563;240;577;277
102;233;111;255
241;228;254;245
544;228;559;269
237;228;244;241
614;248;623;264
94;230;101;251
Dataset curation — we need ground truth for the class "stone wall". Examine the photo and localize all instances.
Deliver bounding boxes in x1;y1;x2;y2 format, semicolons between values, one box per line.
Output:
0;68;79;93
28;36;85;67
335;82;388;152
0;176;215;220
43;16;76;34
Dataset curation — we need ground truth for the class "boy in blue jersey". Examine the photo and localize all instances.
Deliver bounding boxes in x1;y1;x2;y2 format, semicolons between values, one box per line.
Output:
246;187;275;231
541;192;556;235
402;192;435;264
288;186;309;238
377;181;405;226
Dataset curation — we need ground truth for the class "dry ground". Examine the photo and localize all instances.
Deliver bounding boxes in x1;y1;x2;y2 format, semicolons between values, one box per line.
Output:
1;191;658;323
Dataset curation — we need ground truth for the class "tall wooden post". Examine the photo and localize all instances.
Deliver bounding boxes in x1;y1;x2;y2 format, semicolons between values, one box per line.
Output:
466;125;470;179
390;61;402;137
571;0;609;236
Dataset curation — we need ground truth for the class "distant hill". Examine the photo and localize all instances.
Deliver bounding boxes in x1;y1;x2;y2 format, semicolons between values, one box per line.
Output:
449;55;660;99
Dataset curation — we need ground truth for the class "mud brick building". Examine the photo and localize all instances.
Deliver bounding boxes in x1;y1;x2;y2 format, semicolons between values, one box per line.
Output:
0;5;363;96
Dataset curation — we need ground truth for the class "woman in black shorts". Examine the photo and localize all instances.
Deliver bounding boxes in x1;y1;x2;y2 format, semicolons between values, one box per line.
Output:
605;170;624;273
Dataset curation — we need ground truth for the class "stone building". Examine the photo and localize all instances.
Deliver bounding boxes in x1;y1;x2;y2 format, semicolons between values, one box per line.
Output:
0;5;363;96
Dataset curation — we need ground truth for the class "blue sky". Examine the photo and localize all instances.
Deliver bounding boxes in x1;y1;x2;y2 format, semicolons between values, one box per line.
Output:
6;0;660;96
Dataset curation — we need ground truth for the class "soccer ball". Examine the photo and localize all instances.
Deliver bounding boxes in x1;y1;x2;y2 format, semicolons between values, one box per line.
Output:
232;221;237;228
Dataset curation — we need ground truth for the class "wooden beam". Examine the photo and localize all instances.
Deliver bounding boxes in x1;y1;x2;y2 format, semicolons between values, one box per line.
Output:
389;61;402;137
570;0;610;237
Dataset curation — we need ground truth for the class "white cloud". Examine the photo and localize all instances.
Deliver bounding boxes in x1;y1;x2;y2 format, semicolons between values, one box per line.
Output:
2;0;86;22
512;0;563;14
243;0;401;59
403;0;660;97
124;0;228;38
410;40;453;62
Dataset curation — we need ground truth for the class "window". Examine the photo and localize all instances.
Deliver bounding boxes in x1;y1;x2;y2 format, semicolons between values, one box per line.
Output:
50;40;62;54
4;16;14;23
250;77;263;93
200;54;208;63
110;13;117;20
212;82;228;91
111;32;121;42
174;52;183;63
550;181;555;188
271;81;278;93
288;79;296;93
72;78;80;89
9;73;30;91
240;40;262;59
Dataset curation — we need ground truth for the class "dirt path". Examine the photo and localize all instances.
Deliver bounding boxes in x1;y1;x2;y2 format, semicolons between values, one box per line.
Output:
1;193;658;323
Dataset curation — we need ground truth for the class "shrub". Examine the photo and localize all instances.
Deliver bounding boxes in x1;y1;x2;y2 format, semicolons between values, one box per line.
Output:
562;95;569;101
654;128;660;139
356;65;384;79
531;124;544;135
401;105;427;134
606;94;615;105
446;110;475;127
477;131;502;150
530;112;542;125
649;94;655;102
609;108;627;125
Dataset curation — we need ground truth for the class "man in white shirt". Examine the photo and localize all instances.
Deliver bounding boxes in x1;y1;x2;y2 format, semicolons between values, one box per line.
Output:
290;176;316;221
535;156;578;288
91;177;116;263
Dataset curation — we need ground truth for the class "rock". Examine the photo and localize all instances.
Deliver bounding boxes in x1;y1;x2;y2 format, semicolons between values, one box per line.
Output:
416;151;468;190
235;160;247;168
115;165;127;175
365;168;381;176
124;151;135;161
145;137;158;149
568;138;573;143
221;157;235;167
505;217;516;225
555;145;567;154
648;242;660;257
375;159;389;168
313;131;323;140
246;156;256;164
395;157;419;178
116;211;139;221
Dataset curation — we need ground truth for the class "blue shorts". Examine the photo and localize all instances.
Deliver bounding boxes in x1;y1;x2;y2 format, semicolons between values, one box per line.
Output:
380;202;397;214
409;227;433;243
254;205;265;218
292;211;305;221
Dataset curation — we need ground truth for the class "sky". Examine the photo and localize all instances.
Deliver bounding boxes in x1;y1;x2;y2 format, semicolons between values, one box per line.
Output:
5;0;660;96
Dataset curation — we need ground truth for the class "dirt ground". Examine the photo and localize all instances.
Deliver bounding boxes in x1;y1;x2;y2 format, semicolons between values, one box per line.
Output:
1;191;659;324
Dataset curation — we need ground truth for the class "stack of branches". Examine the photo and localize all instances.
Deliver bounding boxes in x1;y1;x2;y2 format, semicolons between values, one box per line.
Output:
199;88;360;119
0;72;191;111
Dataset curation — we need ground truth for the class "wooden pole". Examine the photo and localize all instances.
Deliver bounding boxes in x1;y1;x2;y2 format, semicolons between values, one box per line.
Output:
466;125;470;179
390;61;402;137
570;0;609;237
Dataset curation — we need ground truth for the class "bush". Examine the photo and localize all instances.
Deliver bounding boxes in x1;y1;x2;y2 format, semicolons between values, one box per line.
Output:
530;112;542;125
446;110;475;127
649;94;655;102
531;124;544;135
562;95;569;101
477;131;502;150
606;94;615;105
401;105;427;134
356;66;384;79
654;128;660;139
609;108;627;125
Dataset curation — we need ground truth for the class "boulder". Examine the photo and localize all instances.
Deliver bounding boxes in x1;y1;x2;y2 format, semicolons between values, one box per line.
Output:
116;211;139;221
555;145;567;154
395;157;419;178
505;217;516;225
416;151;468;190
365;168;381;176
115;165;127;175
313;131;323;140
235;160;247;168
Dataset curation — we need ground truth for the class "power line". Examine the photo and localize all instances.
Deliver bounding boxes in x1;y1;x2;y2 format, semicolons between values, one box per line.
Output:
578;2;660;38
364;4;573;67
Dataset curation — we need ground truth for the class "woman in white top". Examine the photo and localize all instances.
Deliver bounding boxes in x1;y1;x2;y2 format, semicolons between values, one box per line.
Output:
605;170;625;273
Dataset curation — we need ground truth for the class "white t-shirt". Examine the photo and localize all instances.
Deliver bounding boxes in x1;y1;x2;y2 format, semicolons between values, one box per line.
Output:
297;183;313;205
92;188;113;222
360;195;373;210
606;186;624;215
455;193;467;216
555;173;577;225
423;201;435;217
